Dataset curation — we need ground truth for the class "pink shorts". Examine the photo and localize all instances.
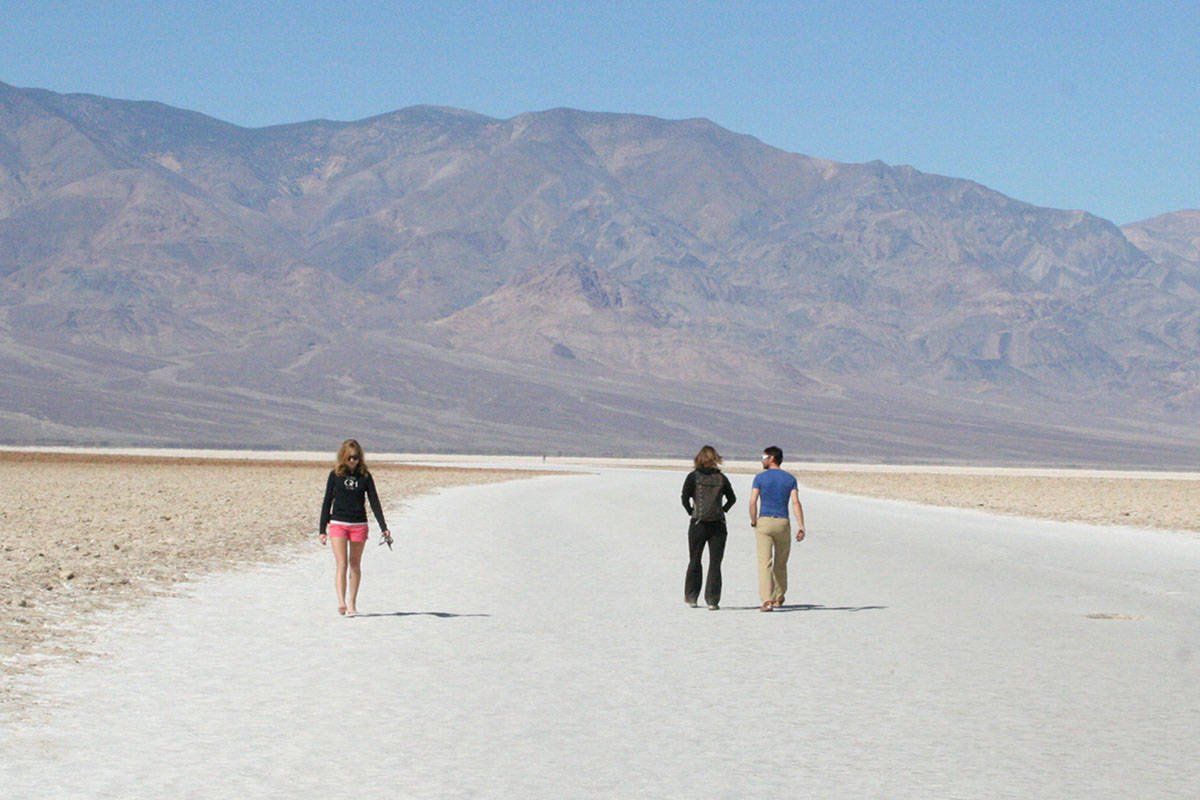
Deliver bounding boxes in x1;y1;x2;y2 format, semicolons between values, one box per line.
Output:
327;523;369;543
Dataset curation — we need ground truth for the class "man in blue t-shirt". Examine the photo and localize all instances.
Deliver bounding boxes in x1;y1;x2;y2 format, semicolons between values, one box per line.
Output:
749;445;806;611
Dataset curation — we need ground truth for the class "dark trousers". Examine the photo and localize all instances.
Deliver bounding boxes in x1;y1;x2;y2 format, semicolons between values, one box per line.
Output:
685;519;728;606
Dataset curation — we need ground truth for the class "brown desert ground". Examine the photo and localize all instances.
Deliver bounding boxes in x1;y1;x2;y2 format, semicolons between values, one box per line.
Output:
0;451;546;700
793;468;1199;533
2;452;1197;704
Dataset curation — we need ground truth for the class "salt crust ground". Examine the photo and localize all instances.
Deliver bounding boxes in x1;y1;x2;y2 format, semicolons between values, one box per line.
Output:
1;461;1198;798
3;449;1196;686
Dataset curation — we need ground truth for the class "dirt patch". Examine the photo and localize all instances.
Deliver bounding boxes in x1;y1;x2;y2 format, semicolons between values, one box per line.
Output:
0;454;548;693
795;471;1200;534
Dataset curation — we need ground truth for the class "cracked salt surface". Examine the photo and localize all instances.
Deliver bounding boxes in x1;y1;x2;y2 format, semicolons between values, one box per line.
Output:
2;469;1198;798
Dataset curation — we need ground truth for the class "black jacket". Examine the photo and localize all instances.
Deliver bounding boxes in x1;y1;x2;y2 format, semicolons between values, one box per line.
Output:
681;467;736;518
319;469;388;533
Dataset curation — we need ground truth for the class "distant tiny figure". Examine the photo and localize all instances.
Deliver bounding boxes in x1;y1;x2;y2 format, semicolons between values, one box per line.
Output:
749;446;805;612
681;445;736;610
318;439;391;615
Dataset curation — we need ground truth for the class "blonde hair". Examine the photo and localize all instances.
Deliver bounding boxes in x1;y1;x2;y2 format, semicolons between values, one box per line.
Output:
334;439;370;477
693;445;722;470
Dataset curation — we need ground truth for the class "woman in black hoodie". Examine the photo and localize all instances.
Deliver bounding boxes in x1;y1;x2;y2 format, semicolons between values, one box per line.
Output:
680;445;736;610
318;439;391;615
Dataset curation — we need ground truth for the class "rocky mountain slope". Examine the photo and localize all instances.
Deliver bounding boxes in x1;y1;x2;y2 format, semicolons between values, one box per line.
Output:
1;82;1197;464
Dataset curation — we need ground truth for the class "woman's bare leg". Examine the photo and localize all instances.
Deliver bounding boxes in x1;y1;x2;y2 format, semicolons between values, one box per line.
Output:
331;536;349;614
346;540;366;614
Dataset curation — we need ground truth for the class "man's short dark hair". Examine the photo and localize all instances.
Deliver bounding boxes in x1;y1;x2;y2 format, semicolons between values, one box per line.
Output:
763;446;783;465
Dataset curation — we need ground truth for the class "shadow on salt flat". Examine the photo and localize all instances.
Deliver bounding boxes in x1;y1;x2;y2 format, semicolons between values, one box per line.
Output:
725;604;888;613
348;611;491;619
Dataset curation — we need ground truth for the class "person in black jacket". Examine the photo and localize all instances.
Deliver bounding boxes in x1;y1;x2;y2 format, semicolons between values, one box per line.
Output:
318;439;391;615
680;445;736;610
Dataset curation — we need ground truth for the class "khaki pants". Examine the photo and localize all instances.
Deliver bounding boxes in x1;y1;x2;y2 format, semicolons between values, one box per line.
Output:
756;517;791;603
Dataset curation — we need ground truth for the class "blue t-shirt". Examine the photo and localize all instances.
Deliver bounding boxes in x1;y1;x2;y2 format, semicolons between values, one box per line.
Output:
752;469;798;518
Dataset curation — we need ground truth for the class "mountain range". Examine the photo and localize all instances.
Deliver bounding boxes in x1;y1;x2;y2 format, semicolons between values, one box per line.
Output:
2;81;1198;466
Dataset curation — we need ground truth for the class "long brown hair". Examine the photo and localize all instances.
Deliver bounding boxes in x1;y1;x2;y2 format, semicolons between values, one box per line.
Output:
334;439;370;477
693;445;722;470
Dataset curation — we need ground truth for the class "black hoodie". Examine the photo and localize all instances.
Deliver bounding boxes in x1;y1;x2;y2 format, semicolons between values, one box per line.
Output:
319;469;388;534
681;467;737;518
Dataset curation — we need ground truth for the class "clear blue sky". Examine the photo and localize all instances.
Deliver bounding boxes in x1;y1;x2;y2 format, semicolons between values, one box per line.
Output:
3;0;1197;224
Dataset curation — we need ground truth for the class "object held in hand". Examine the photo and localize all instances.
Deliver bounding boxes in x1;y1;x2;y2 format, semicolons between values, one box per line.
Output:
380;532;393;549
